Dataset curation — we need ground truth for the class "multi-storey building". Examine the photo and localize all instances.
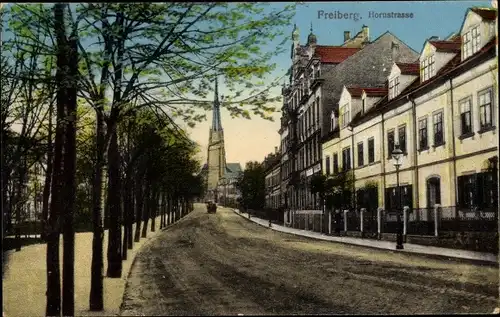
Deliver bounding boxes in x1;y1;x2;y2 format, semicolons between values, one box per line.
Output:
264;148;281;210
322;7;498;216
280;24;419;213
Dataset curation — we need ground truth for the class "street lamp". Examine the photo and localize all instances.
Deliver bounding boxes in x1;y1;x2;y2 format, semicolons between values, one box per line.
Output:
391;143;404;250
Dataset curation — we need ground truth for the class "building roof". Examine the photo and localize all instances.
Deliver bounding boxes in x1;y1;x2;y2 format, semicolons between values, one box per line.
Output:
223;162;242;180
350;38;496;127
396;62;420;75
471;7;498;21
320;31;419;130
346;86;388;97
314;46;361;64
429;38;461;53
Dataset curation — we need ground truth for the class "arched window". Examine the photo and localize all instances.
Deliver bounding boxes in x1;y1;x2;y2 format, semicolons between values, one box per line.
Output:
426;177;441;208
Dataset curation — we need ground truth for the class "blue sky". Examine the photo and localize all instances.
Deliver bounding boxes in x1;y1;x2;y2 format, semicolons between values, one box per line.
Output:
2;2;495;167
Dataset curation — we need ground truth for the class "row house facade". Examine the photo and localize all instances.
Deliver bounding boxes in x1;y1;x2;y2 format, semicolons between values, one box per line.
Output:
264;148;282;210
322;7;498;217
279;25;374;212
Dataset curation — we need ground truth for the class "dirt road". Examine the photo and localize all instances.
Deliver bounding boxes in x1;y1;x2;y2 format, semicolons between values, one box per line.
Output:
120;205;498;315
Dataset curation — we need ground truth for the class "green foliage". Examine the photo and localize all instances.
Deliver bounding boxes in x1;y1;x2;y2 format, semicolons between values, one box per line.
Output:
324;169;354;210
309;174;326;196
236;161;266;210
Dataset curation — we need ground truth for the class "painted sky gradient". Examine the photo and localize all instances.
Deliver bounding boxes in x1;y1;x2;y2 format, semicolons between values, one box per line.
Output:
190;0;492;168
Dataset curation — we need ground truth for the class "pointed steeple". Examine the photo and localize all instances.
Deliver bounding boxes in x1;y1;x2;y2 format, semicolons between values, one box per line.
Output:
211;77;222;131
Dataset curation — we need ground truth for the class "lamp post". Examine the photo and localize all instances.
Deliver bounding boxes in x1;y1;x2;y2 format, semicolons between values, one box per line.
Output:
392;143;404;250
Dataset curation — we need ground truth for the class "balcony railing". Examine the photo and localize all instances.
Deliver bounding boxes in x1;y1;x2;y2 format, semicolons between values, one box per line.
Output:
310;77;324;90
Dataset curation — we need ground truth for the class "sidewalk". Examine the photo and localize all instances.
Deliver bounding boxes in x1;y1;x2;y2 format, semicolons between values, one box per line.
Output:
232;209;497;264
2;214;186;317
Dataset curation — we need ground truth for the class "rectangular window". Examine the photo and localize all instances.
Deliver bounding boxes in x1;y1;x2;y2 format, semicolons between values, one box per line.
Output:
460;98;472;135
398;125;407;153
433;111;444;146
479;88;493;130
312;102;316;128
340;104;350;129
429;55;435;77
368;138;375;163
421;55;435;81
330;111;337;131
316;97;320;125
463;31;472;59
471;25;480;54
333;153;339;174
387;130;395;157
357;142;364;167
421;58;428;81
342;147;351;171
389;76;400;99
325;156;331;175
418;118;428;150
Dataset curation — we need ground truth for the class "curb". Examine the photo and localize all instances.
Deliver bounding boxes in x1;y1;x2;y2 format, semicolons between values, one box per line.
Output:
231;209;497;266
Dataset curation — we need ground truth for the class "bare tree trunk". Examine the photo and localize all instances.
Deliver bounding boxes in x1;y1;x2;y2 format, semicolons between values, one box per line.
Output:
14;160;27;251
127;179;134;248
151;191;158;232
169;194;173;224
41;100;54;242
62;34;78;317
141;184;150;238
1;131;10;241
46;5;66;315
134;176;144;242
89;111;105;311
106;129;122;278
122;175;131;259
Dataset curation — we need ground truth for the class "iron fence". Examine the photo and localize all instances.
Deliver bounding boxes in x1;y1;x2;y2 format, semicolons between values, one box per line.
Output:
407;208;434;236
382;211;400;234
346;211;360;231
439;206;497;232
363;209;378;233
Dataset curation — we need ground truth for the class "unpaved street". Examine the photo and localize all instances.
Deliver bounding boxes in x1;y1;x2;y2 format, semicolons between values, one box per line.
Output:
120;205;498;315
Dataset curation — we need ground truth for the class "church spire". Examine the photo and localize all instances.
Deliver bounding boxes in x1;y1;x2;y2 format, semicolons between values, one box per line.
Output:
212;77;222;131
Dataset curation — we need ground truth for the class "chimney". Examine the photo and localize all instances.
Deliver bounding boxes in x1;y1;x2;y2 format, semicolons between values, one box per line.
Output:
344;31;350;42
391;41;400;61
275;146;278;153
362;25;369;41
429;36;440;41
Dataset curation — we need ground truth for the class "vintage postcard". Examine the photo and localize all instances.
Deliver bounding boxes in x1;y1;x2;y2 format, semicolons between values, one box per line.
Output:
1;1;499;316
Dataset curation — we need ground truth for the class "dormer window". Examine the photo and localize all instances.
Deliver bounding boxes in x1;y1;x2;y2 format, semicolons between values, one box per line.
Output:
340;104;350;129
471;26;480;54
389;76;400;99
330;110;337;131
315;65;321;78
463;25;480;60
420;55;435;82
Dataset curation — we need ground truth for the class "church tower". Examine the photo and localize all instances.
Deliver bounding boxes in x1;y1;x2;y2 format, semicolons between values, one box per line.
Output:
206;78;227;194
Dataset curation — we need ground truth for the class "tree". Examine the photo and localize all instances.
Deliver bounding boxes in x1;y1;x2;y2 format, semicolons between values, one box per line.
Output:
324;169;354;211
3;2;295;312
236;161;266;211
